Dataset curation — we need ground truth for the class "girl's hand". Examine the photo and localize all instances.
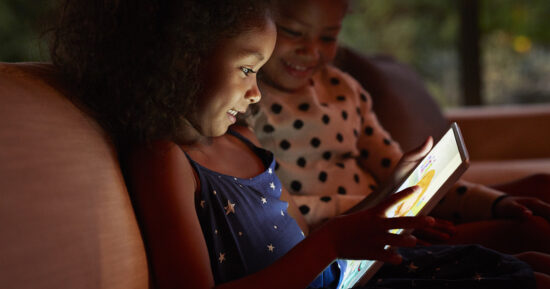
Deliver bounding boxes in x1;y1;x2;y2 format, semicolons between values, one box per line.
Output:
493;196;550;222
390;137;433;186
345;137;434;214
413;218;457;246
326;186;435;264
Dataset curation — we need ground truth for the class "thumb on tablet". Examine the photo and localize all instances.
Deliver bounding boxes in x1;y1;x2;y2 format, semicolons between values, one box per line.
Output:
376;186;420;214
406;136;434;161
393;137;433;182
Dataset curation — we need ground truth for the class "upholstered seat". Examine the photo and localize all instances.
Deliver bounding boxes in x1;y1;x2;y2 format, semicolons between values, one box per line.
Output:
0;62;150;289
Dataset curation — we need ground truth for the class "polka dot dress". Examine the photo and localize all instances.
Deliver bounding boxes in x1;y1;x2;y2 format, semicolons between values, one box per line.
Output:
250;65;402;226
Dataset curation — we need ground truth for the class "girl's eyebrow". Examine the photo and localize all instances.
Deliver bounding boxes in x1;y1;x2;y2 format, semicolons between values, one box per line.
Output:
324;26;341;31
278;11;309;27
279;11;341;31
239;49;265;62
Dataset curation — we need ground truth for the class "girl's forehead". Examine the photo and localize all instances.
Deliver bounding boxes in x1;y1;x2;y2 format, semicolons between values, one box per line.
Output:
277;0;348;12
210;19;276;61
276;0;347;25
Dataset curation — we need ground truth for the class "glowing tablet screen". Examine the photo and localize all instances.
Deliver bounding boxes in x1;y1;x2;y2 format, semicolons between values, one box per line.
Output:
337;125;466;289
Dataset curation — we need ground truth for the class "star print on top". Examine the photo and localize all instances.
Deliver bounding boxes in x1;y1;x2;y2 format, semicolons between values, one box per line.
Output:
186;130;341;287
249;65;402;226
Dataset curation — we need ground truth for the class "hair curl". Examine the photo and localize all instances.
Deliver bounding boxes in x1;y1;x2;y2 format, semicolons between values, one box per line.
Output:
49;0;271;147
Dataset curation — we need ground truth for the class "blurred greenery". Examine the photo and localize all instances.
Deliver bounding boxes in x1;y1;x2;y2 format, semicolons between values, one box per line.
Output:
481;0;550;45
0;0;52;62
1;0;549;107
340;0;550;107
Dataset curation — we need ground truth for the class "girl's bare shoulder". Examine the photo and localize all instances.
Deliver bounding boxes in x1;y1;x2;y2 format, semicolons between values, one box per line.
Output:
128;140;197;197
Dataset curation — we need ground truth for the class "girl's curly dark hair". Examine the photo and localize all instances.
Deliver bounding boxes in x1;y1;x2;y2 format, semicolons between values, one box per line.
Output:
49;0;271;147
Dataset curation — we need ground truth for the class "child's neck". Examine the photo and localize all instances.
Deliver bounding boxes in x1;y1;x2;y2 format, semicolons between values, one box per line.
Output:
181;131;266;179
178;118;214;147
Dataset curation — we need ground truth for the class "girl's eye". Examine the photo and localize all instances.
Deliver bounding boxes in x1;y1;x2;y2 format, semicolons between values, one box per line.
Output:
240;67;256;76
278;26;302;38
321;36;337;43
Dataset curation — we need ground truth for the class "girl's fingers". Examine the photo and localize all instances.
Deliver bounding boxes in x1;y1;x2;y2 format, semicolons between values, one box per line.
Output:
413;227;451;243
375;186;419;212
414;218;457;240
402;136;433;163
432;218;456;233
518;199;550;221
371;248;403;265
392;137;434;182
380;233;418;248
380;215;435;230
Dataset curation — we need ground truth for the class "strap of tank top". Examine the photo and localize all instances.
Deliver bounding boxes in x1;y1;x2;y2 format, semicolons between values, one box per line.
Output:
227;128;260;152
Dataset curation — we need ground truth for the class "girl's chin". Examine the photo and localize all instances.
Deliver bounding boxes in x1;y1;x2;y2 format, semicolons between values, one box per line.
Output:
215;123;232;136
196;122;228;138
276;76;311;92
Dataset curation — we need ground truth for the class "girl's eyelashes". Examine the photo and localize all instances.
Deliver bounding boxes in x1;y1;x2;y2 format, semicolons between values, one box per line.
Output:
321;36;337;43
277;25;302;38
278;24;337;43
240;67;257;76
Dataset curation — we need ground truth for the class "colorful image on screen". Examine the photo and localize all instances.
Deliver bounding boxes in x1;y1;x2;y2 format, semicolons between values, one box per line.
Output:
385;129;461;219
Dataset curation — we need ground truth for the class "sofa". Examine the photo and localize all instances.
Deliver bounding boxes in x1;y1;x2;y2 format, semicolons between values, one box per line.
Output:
447;104;550;184
0;63;150;289
2;52;550;288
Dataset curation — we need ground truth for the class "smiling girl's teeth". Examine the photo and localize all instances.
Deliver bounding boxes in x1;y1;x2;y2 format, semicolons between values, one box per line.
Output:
228;109;238;116
284;60;307;71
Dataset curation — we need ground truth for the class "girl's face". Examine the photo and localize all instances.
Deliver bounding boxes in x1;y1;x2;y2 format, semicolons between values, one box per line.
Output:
260;0;347;91
194;19;277;137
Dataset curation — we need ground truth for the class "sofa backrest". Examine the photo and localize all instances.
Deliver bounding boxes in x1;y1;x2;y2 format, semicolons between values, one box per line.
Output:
0;63;150;289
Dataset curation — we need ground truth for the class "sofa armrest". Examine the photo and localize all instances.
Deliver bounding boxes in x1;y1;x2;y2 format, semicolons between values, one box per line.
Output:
446;104;550;161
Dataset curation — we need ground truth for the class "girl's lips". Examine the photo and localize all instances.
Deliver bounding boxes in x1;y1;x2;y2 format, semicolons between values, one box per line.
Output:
281;59;315;78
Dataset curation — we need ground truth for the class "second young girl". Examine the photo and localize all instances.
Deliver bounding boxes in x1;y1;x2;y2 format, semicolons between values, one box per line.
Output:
248;0;550;255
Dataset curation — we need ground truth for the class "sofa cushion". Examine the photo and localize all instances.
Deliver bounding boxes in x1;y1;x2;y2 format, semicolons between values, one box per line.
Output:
447;105;550;160
0;63;150;289
462;159;550;185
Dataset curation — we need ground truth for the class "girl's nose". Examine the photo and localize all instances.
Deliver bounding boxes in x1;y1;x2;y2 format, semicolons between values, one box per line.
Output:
245;83;261;103
296;40;320;59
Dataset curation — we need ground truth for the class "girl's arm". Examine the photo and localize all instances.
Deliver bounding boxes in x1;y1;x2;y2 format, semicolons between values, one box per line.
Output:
129;141;216;289
129;141;334;289
129;140;433;289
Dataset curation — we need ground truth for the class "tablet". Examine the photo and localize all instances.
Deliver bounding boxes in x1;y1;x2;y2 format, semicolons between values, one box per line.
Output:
337;122;470;289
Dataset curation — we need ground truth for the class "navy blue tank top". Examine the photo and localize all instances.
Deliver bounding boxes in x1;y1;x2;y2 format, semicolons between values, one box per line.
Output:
186;130;340;288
